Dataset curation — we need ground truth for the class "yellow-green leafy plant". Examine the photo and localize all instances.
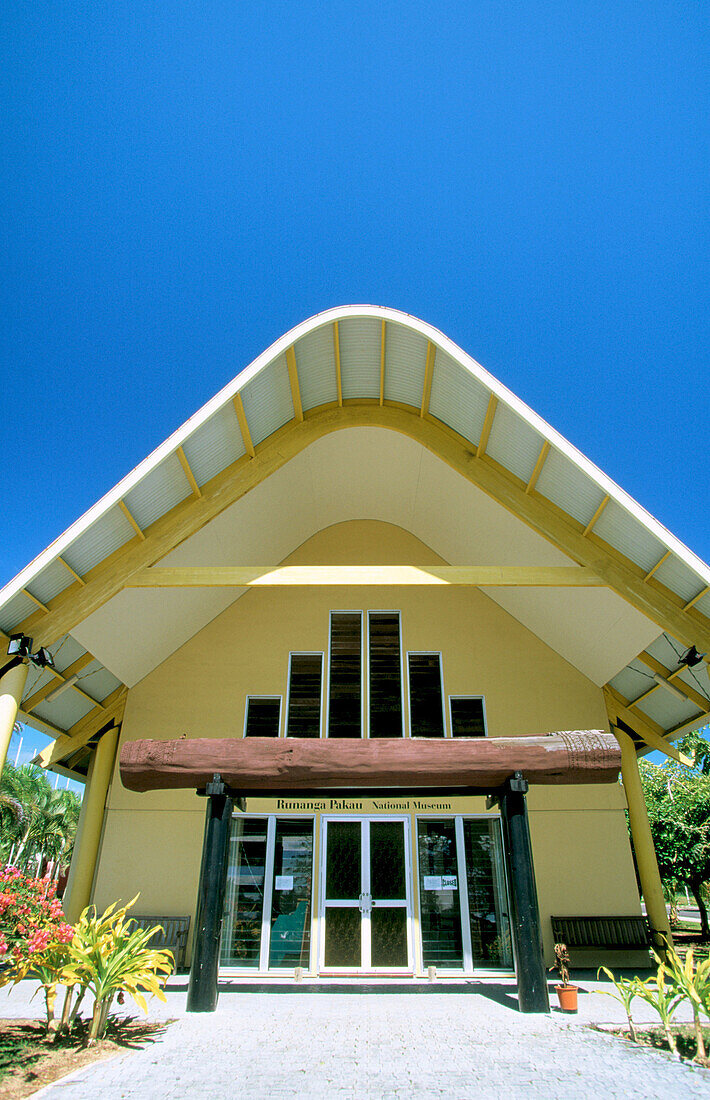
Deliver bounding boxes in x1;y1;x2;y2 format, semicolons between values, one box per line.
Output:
597;967;641;1042
665;948;710;1061
61;897;174;1044
634;955;685;1056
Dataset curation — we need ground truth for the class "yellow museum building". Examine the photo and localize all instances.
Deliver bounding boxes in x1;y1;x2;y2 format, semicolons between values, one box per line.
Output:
1;306;709;1009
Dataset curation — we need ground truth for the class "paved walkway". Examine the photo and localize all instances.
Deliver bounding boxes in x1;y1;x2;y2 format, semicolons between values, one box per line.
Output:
3;977;709;1098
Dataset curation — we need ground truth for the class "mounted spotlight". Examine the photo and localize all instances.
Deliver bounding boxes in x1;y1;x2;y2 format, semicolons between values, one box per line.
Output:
679;645;705;668
32;647;54;669
7;634;33;658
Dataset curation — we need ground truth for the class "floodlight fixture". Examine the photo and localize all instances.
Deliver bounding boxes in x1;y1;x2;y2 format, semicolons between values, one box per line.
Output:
32;647;54;669
7;634;33;658
679;645;705;668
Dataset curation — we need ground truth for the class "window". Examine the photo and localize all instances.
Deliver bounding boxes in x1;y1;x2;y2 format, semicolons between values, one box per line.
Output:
449;696;487;738
407;653;445;737
244;696;282;737
286;654;323;738
367;611;403;737
328;612;362;738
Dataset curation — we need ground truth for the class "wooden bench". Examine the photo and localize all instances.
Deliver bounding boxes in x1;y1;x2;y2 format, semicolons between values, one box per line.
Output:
551;915;653;951
131;915;191;970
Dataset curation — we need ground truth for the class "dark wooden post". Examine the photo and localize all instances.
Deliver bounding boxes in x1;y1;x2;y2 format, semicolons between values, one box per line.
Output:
498;772;550;1014
186;774;234;1013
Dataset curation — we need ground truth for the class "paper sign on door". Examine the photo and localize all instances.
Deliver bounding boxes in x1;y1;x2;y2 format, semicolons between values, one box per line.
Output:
274;875;294;891
441;875;458;891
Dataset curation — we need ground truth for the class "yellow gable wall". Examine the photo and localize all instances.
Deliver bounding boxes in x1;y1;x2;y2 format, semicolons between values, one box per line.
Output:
93;519;642;964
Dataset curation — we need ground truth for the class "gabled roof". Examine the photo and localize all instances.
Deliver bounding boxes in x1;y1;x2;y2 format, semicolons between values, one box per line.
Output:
3;305;709;754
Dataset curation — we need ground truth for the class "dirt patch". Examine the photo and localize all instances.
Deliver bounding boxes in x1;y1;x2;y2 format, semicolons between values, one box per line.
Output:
0;1018;169;1100
594;1023;710;1070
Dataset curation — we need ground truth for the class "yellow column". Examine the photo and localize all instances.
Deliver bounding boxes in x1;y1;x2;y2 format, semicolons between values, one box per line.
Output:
63;725;119;924
0;660;29;775
616;728;672;949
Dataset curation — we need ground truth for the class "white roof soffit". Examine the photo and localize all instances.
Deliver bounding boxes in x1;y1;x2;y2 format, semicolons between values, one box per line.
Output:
2;305;709;741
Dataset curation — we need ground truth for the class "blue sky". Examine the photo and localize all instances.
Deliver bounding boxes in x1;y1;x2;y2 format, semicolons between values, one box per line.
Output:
1;3;708;765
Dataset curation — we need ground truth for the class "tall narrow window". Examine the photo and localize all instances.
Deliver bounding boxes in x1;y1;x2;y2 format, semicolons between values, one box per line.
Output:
408;653;445;737
368;611;403;738
287;654;323;738
244;697;281;737
328;612;362;738
450;697;487;737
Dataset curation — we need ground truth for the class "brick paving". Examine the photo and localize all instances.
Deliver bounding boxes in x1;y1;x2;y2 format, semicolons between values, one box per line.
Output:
3;978;709;1098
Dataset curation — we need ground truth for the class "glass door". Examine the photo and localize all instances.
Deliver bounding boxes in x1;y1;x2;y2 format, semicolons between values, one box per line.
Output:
320;817;412;972
416;815;513;974
220;816;315;972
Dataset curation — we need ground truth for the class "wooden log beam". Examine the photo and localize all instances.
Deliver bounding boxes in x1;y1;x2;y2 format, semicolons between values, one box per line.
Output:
120;731;620;793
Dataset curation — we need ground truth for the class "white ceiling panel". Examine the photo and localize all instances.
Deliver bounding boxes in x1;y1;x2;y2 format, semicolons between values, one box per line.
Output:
0;590;39;633
654;554;707;604
535;449;606;527
33;689;95;732
26;560;74;606
592;500;666;575
123;452;193;530
428;349;490;445
486;403;545;485
240;354;294;446
295;325;338;410
181;404;246;487
384;324;428;407
339;318;382;399
62;508;136;576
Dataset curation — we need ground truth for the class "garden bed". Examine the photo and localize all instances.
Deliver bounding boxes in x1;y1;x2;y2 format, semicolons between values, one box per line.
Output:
0;1017;168;1100
594;1023;710;1070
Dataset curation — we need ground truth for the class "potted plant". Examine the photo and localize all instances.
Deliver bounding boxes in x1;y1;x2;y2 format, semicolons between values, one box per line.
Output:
550;942;578;1012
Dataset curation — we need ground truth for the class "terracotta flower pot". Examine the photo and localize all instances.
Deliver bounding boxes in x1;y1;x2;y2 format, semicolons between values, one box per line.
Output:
555;984;578;1013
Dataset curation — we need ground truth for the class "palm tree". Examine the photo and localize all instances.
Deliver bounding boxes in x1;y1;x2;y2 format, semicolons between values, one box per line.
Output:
0;763;82;874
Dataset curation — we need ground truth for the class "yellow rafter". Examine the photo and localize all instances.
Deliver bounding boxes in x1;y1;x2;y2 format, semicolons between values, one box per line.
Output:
685;586;710;612
636;650;710;714
127;565;605;588
34;688;127;767
333;322;342;406
420;342;435;419
176;446;202;499
476;395;498;458
118;500;145;540
232;393;255;459
604;685;694;766
22;652;96;714
526;440;550;495
583;494;609;536
9;404;710;654
286;346;303;422
58;557;86;586
644;550;671;582
22;589;49;614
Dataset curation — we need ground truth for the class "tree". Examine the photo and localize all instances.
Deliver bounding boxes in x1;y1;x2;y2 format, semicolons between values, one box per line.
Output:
0;763;81;878
639;730;710;939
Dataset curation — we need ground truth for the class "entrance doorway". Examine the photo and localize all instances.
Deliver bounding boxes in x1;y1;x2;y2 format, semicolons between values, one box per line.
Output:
320;816;413;973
